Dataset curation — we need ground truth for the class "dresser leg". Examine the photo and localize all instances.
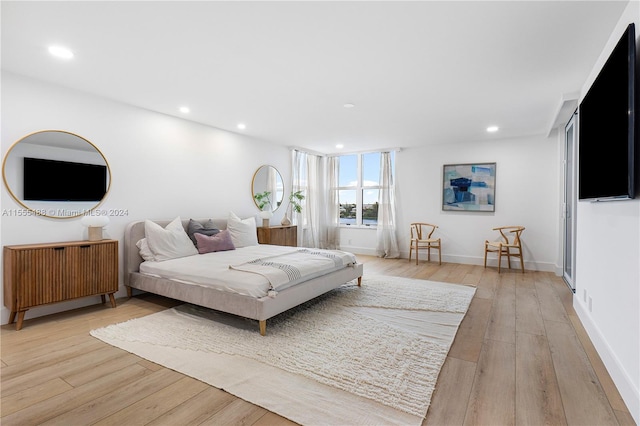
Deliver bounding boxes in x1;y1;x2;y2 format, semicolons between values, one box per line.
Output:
16;311;26;331
8;311;16;324
108;293;116;308
100;294;106;304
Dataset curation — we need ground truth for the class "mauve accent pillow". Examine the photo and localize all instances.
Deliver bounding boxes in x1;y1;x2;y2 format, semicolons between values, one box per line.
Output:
187;218;220;245
195;230;235;254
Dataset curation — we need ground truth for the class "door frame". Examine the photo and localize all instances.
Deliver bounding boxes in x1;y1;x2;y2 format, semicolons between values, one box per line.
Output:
563;111;577;291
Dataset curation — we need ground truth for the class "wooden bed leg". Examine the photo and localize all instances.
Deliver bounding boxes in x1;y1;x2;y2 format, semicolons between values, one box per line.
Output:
259;320;267;336
126;286;132;298
357;276;362;287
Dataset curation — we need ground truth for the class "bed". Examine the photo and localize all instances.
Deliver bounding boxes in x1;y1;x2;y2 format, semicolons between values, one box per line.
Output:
124;218;363;335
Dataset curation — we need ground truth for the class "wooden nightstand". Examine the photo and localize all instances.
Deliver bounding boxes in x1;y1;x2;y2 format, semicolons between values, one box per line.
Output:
257;225;297;247
3;239;119;330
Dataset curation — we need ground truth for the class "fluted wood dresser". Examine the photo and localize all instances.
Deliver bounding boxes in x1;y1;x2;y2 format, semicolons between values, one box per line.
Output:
257;225;297;247
3;239;118;330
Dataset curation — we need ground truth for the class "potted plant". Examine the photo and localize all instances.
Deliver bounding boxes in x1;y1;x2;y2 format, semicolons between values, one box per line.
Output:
253;191;272;211
281;190;304;226
254;191;273;227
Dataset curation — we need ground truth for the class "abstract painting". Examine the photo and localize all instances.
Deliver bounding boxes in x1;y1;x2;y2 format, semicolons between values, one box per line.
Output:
443;163;496;212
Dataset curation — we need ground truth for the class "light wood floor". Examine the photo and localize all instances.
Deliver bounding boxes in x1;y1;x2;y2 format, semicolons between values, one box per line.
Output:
1;257;635;425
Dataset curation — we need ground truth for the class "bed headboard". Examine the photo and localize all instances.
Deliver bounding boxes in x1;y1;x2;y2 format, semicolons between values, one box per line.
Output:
123;218;228;285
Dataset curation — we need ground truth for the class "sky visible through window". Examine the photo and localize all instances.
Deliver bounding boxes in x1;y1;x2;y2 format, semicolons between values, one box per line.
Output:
338;152;389;225
338;153;380;204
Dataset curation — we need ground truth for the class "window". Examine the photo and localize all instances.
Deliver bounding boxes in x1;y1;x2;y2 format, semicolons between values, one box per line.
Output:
337;151;394;226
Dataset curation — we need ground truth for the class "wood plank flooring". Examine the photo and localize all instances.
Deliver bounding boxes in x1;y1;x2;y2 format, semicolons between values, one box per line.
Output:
1;257;635;425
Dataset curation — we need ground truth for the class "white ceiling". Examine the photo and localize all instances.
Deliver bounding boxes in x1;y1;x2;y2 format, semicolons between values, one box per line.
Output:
1;1;630;154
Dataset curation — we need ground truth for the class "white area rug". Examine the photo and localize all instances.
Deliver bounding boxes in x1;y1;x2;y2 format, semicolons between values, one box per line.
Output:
91;275;475;426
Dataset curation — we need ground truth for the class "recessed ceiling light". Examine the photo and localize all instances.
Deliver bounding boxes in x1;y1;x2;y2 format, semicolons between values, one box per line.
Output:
48;45;74;59
486;126;499;133
343;103;355;108
336;144;344;149
237;123;246;130
179;106;190;114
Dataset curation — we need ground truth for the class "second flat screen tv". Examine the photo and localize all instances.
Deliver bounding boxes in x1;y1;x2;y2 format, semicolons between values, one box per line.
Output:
578;23;636;201
23;157;108;202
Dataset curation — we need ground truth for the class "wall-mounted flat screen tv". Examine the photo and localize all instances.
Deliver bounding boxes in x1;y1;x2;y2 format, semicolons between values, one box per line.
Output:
578;23;636;201
23;157;107;202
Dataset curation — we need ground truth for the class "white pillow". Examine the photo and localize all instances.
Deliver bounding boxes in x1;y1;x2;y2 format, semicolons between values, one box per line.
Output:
227;211;258;248
145;217;198;261
136;238;156;262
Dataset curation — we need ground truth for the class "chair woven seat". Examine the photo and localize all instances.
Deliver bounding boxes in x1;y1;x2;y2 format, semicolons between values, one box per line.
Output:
409;222;441;265
484;226;525;273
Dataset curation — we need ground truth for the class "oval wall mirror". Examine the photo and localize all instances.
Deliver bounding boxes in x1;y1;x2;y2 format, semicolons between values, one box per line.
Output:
2;130;111;219
251;165;284;212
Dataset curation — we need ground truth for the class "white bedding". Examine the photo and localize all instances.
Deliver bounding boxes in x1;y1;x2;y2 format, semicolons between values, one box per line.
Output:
139;244;357;298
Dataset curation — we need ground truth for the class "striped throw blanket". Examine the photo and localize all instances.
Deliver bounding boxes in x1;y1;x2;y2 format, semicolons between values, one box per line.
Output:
229;248;357;293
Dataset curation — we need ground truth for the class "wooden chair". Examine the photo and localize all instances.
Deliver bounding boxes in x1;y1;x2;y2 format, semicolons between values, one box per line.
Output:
484;226;525;273
409;223;441;265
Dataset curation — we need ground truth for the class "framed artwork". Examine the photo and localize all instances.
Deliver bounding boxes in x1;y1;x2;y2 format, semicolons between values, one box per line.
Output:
443;163;496;212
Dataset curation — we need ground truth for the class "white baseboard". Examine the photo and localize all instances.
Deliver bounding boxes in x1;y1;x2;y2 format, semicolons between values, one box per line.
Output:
400;251;557;272
574;299;640;424
339;245;378;256
338;248;558;273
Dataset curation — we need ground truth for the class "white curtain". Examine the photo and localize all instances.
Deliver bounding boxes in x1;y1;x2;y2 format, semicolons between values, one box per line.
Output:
302;153;320;248
321;156;340;249
290;150;305;245
376;152;400;258
290;150;340;249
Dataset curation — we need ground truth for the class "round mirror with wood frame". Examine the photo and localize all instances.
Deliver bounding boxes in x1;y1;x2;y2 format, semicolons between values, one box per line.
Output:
2;130;112;219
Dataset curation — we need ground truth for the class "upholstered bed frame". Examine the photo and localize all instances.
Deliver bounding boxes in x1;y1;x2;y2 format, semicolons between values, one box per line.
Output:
124;218;363;335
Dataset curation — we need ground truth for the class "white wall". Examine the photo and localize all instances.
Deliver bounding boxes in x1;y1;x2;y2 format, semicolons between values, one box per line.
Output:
341;134;560;272
573;2;640;422
1;72;291;324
